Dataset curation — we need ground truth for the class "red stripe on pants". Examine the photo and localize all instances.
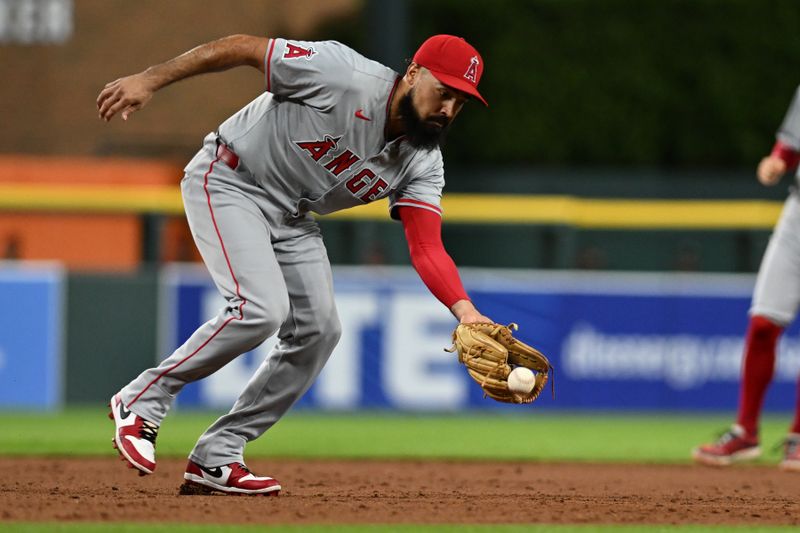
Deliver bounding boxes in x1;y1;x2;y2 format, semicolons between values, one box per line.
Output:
129;155;247;406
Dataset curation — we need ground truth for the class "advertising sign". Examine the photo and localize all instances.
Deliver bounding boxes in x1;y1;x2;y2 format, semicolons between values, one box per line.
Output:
0;262;64;410
160;266;797;412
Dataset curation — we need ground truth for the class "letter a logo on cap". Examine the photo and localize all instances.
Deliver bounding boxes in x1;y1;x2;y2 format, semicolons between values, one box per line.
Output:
464;56;479;84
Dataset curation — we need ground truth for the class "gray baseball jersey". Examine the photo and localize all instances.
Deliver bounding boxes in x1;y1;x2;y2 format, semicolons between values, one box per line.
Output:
120;39;449;467
752;85;800;325
777;86;800;153
217;38;445;219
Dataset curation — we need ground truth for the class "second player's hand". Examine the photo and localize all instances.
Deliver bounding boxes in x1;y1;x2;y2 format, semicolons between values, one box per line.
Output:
451;299;492;324
757;155;786;186
97;73;157;122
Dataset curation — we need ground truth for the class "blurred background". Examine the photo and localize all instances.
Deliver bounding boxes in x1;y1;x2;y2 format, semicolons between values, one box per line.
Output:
3;0;800;415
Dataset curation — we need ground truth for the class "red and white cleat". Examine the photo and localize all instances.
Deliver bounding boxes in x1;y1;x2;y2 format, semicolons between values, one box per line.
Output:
108;393;159;475
692;424;761;466
779;433;800;472
180;460;281;496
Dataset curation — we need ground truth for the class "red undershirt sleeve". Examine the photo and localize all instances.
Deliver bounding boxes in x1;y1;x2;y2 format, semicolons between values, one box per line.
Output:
398;205;469;309
771;141;800;171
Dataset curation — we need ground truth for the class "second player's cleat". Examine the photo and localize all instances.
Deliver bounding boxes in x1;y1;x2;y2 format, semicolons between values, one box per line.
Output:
180;460;281;496
779;433;800;472
108;393;159;475
692;424;761;466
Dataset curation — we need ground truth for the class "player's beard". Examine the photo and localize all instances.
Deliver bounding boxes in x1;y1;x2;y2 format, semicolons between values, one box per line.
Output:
398;89;450;150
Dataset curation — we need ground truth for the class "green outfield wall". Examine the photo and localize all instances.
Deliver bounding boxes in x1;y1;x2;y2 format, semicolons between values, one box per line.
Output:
405;0;800;169
64;271;159;403
317;219;773;273
319;0;800;169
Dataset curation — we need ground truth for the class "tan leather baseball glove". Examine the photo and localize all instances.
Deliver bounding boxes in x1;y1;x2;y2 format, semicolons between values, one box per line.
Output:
447;323;553;404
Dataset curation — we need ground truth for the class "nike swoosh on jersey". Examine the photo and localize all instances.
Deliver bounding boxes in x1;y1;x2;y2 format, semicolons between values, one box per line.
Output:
354;109;372;121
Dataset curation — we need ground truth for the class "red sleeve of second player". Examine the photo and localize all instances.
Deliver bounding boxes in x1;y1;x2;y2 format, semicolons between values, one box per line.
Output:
398;206;469;309
771;141;800;170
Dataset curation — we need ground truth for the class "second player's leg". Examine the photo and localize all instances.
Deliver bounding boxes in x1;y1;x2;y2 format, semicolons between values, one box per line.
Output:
740;191;800;435
694;191;800;466
751;192;800;324
752;191;800;472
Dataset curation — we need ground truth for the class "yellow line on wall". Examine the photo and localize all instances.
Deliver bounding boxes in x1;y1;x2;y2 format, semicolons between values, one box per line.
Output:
0;184;185;214
0;185;783;229
324;194;784;229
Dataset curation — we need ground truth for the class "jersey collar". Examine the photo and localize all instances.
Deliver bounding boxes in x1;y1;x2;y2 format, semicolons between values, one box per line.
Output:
382;75;402;145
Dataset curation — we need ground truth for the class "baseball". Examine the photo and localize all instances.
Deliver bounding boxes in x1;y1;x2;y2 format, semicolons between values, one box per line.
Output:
508;367;536;394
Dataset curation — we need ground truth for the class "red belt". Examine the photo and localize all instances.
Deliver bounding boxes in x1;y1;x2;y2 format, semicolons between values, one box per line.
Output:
216;143;239;170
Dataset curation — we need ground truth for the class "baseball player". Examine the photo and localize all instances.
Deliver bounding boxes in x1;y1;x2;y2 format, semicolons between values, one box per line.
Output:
99;33;492;495
693;85;800;472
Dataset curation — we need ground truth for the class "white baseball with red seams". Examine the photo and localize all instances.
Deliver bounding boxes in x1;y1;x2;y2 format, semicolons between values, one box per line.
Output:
508;367;536;394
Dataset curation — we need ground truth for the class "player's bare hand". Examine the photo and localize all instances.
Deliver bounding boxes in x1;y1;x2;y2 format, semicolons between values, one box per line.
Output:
757;155;786;186
97;73;156;122
451;300;492;324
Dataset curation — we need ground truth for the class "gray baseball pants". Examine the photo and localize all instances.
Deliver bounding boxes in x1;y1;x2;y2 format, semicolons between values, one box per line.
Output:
120;134;341;466
751;188;800;326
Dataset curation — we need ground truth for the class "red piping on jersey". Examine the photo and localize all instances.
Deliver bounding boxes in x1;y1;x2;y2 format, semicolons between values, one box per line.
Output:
383;76;401;142
772;141;800;170
399;206;468;309
265;38;276;93
394;198;442;215
128;154;247;407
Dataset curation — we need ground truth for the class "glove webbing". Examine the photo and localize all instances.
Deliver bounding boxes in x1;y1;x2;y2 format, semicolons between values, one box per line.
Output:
458;337;508;393
507;323;555;400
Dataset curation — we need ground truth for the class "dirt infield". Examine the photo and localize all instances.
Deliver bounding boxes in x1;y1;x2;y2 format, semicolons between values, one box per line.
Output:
1;457;798;526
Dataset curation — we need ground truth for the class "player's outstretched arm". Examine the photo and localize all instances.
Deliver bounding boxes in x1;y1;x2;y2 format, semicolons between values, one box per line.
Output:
398;206;493;324
97;34;269;122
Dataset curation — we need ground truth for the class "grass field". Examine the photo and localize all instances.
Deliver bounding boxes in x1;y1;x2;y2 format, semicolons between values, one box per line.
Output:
0;408;794;463
2;409;798;532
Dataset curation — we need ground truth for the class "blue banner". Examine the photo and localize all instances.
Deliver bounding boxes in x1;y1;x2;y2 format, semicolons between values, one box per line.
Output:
0;263;64;410
159;266;798;412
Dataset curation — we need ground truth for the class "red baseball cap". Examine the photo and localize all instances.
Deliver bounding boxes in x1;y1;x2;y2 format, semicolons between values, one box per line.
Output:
412;34;488;106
